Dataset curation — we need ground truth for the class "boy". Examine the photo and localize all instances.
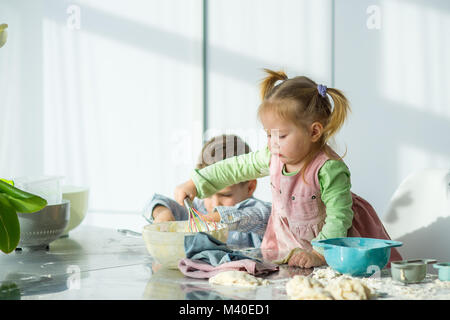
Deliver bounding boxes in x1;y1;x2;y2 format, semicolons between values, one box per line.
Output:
142;135;271;248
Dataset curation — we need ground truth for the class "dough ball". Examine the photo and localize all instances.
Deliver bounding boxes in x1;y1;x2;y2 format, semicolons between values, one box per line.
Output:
311;267;341;280
286;275;334;300
209;271;269;287
325;277;373;300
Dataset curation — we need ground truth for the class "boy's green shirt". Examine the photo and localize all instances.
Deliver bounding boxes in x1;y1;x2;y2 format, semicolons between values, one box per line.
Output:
191;146;354;251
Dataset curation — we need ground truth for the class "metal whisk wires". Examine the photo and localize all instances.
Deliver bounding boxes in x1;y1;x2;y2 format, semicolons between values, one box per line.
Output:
184;197;218;232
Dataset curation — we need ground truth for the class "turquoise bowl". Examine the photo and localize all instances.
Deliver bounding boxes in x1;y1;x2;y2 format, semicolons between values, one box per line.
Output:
312;237;403;276
433;263;450;281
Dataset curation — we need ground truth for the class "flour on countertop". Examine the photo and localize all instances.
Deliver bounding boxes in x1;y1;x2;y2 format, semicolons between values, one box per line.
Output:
308;266;450;300
209;271;269;287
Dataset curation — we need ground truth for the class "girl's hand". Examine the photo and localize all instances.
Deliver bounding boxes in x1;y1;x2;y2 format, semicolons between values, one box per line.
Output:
287;249;326;268
174;179;197;206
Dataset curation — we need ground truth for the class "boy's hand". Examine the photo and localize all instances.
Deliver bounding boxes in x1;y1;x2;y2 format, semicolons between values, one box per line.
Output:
287;249;326;268
152;205;175;223
174;179;197;206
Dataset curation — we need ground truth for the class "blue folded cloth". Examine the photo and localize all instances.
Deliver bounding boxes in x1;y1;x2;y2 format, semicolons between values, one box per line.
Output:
184;232;254;266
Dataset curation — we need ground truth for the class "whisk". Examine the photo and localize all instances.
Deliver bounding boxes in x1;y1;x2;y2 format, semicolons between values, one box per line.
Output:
184;197;218;232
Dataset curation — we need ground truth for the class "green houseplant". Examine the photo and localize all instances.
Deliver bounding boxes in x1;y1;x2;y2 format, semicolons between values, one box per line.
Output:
0;24;47;253
0;24;7;48
0;25;46;253
0;180;47;253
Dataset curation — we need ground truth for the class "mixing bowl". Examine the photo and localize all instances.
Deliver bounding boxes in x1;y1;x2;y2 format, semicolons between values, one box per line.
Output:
142;221;228;269
61;185;89;236
312;237;403;276
17;200;70;250
433;263;450;281
391;259;437;284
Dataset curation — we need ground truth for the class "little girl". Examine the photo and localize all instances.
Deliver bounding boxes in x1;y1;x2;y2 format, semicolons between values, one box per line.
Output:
175;69;402;268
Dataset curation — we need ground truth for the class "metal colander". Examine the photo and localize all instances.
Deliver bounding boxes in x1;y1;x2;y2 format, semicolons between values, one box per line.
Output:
17;200;70;250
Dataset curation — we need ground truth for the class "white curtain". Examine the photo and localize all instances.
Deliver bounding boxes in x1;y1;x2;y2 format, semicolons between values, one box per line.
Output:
0;0;332;212
1;0;203;212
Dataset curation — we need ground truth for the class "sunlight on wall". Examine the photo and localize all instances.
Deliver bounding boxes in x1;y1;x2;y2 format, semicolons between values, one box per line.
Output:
397;144;450;183
0;7;22;175
379;0;450;216
209;0;331;79
207;0;332;202
207;0;332;138
0;2;45;178
41;1;203;212
76;0;202;41
381;0;450;117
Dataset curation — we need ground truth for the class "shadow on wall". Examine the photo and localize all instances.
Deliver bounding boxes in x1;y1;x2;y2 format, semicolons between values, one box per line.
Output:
381;169;450;262
383;191;413;223
395;216;450;262
335;0;450;218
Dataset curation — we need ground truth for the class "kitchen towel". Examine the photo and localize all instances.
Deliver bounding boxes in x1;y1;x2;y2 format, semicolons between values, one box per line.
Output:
184;232;251;266
178;232;278;279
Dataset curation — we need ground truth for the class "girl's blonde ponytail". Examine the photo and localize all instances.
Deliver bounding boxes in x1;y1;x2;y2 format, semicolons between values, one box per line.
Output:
321;88;351;145
260;69;288;100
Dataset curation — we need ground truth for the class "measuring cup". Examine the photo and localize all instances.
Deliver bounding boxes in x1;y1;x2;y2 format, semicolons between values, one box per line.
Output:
391;259;437;284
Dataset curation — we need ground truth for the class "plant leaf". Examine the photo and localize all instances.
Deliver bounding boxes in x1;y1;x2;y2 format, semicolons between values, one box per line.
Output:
0;281;21;300
3;194;47;213
0;178;13;185
0;180;47;213
0;194;20;254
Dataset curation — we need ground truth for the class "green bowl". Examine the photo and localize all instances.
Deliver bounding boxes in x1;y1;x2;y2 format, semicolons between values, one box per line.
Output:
391;259;436;284
433;263;450;281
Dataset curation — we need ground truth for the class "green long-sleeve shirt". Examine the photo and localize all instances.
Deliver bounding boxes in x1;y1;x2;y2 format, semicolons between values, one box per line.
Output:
190;147;354;249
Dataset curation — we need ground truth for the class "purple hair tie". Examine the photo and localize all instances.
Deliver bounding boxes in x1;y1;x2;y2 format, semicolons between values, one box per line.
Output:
317;84;327;97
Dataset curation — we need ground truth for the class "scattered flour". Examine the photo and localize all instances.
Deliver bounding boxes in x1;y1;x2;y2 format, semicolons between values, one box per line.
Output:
359;275;450;300
302;266;450;300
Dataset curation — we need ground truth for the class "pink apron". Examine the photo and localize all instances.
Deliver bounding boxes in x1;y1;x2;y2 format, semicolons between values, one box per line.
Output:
261;149;402;265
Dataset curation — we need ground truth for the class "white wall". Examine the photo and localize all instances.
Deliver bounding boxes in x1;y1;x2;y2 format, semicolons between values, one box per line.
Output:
206;0;332;203
0;0;203;212
334;0;450;218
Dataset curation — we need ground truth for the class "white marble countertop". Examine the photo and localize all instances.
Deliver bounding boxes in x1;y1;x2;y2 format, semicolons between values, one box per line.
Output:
0;223;449;300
